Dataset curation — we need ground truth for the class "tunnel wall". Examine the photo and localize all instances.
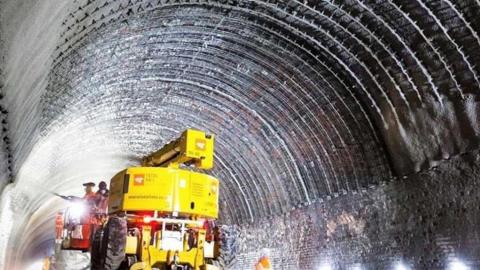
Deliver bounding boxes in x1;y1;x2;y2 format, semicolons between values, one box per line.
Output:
0;1;76;267
0;0;71;188
0;0;480;269
0;3;12;189
229;150;480;269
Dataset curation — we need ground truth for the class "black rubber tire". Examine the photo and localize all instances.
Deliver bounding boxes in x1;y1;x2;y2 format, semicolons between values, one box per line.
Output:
91;228;105;269
91;217;127;270
105;217;127;269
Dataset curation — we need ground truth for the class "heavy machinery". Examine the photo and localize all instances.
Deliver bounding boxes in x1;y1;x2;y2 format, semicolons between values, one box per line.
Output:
91;129;220;270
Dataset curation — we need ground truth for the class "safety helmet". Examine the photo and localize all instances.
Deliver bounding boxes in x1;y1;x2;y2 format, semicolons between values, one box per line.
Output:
82;182;95;187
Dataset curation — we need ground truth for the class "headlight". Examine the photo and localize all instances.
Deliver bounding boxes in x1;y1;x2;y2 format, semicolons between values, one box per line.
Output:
69;202;86;219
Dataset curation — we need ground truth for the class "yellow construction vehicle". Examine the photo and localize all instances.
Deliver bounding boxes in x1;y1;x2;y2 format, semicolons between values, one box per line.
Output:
91;129;220;270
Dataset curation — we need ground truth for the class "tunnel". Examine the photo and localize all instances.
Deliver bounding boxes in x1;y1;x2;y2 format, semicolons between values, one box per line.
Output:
1;0;480;269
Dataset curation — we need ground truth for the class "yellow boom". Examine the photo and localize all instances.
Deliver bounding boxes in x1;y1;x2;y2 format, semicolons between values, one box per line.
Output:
141;129;214;169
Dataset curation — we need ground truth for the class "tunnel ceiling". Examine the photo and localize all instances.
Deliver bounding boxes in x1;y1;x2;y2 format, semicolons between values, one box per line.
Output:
45;3;398;224
0;0;480;268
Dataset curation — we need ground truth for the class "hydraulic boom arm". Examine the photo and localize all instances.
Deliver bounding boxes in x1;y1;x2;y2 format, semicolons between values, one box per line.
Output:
141;129;214;169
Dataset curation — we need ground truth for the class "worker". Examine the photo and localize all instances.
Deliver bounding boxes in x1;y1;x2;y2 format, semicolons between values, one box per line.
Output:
80;182;97;238
97;181;109;196
255;249;272;270
255;256;272;270
83;182;97;208
95;181;109;214
54;212;64;240
83;182;96;197
42;256;50;270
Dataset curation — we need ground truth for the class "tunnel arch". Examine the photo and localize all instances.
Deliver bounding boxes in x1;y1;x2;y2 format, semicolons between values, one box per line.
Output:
42;3;394;224
0;0;480;269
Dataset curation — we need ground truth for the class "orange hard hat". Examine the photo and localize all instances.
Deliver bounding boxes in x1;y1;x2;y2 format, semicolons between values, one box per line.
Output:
259;256;271;268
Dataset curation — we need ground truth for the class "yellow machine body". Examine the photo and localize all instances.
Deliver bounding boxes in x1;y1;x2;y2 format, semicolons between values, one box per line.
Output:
108;167;219;219
100;129;220;270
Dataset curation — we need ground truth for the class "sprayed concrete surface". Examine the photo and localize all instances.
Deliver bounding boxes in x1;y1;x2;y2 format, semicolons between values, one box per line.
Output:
0;0;479;269
230;150;480;269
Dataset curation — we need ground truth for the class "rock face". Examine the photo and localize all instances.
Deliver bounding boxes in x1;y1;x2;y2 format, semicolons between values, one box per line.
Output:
229;150;480;269
0;0;479;269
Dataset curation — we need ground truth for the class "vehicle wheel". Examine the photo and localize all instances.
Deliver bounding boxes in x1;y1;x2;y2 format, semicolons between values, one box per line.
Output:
91;228;105;269
91;216;127;270
105;217;127;269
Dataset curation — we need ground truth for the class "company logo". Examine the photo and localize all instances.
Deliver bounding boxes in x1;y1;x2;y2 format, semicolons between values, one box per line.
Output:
195;139;206;150
133;174;145;186
195;139;207;151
